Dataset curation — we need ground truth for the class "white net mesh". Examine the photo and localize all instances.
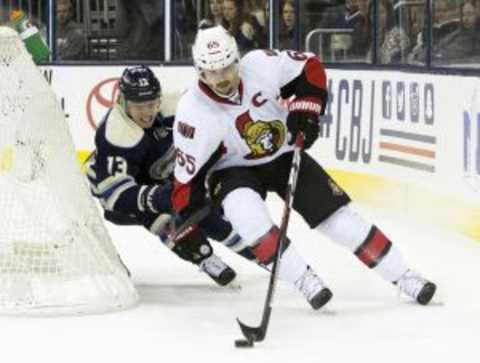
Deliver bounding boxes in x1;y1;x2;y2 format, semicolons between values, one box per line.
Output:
0;26;138;315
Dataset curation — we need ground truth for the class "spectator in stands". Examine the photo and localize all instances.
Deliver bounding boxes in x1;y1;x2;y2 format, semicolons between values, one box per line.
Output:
307;0;366;61
409;4;424;42
199;0;225;29
430;1;480;64
222;0;264;53
408;0;460;63
433;0;461;39
174;1;198;59
434;0;461;39
367;0;410;64
247;0;267;29
56;0;86;60
344;0;369;58
115;0;164;60
279;0;295;49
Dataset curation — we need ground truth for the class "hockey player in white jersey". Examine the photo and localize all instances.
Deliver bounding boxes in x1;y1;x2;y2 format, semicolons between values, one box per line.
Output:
172;26;437;308
86;65;240;287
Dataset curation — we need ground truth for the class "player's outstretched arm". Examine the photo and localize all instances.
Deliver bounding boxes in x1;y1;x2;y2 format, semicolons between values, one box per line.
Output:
86;149;173;217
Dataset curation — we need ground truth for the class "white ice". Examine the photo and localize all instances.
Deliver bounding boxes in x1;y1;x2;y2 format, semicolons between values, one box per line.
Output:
1;200;479;363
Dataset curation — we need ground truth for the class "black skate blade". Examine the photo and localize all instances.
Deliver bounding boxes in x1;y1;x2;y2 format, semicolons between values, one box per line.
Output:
217;267;237;286
236;318;266;342
417;282;437;305
309;287;333;310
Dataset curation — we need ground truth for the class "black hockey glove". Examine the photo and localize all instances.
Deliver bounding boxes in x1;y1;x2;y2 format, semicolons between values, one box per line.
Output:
286;97;323;149
140;182;173;214
170;228;213;264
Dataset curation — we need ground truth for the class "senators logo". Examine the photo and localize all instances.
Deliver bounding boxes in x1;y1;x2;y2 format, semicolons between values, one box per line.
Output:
235;111;285;160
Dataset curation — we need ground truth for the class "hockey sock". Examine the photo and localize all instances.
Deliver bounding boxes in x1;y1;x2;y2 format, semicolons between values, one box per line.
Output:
250;226;282;264
248;227;319;286
316;206;408;282
276;243;315;286
222;188;319;284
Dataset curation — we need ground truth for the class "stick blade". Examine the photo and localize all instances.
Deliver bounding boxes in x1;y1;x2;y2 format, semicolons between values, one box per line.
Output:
236;318;266;342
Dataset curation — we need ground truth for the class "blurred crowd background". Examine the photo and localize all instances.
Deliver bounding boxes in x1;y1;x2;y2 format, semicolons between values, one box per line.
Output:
1;0;479;68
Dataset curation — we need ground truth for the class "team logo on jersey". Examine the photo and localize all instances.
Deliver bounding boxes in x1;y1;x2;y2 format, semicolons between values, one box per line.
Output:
235;111;285;159
149;146;176;181
153;126;170;140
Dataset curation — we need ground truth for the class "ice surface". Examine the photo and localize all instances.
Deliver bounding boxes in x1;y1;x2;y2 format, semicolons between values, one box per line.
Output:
1;201;478;363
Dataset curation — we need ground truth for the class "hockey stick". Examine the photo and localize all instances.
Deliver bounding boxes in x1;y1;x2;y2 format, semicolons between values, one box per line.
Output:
165;204;212;249
235;133;305;348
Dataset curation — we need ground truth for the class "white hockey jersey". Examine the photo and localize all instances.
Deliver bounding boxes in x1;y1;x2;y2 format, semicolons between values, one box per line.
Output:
173;49;321;186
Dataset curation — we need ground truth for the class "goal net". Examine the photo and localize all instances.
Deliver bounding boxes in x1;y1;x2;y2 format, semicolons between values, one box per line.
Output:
0;26;138;315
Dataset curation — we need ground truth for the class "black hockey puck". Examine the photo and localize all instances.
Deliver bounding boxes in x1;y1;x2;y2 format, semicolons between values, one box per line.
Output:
234;338;254;348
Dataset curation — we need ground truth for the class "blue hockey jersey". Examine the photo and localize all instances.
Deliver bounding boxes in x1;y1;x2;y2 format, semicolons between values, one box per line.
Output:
86;104;175;224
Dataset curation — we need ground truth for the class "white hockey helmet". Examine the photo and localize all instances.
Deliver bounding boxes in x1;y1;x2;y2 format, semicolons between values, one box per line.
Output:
192;25;240;74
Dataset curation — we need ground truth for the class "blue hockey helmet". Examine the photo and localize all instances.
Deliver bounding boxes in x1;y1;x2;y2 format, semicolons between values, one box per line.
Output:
119;65;161;102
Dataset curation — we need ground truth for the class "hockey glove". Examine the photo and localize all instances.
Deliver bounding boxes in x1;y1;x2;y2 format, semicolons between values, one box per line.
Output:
286;97;322;149
140;182;173;214
170;228;213;264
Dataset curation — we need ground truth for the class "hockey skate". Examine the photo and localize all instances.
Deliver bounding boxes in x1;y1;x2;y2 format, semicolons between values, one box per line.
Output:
394;269;436;305
199;254;237;286
295;266;333;310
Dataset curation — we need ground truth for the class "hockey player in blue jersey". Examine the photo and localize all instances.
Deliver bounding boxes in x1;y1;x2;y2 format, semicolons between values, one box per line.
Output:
85;65;242;286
